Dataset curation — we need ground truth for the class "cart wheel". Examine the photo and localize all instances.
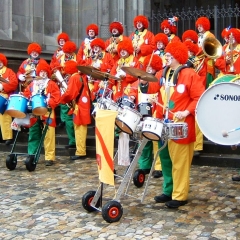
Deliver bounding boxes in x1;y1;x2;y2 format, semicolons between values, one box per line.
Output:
133;169;145;188
82;191;100;212
6;154;17;170
25;155;37;172
102;200;123;223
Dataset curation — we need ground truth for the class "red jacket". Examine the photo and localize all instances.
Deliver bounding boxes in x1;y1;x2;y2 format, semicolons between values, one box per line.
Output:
0;67;18;96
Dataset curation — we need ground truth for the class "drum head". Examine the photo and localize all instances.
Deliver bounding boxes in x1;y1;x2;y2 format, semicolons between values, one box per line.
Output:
196;82;240;145
210;74;236;86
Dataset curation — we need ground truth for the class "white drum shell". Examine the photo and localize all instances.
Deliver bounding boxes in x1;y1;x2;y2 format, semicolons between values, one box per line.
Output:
142;117;163;141
196;82;240;145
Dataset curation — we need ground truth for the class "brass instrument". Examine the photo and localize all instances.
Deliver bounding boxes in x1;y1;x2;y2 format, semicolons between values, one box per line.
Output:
54;70;75;109
228;33;235;73
195;37;223;73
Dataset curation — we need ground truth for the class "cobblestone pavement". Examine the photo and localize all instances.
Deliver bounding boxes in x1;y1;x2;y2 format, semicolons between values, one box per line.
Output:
1;152;240;240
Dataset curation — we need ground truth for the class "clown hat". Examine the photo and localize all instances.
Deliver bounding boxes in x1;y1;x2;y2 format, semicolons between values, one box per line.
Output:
117;39;134;55
27;42;42;55
0;53;7;66
143;54;163;72
36;62;51;77
195;17;211;31
165;42;188;64
182;30;198;43
62;41;77;53
109;21;124;34
221;26;231;39
133;15;149;29
90;38;105;50
64;60;78;75
86;24;99;36
57;32;70;43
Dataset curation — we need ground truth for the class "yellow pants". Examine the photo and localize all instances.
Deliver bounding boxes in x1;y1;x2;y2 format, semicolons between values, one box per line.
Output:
74;124;87;156
168;140;194;200
0;112;13;140
194;121;203;151
153;140;162;170
44;125;55;160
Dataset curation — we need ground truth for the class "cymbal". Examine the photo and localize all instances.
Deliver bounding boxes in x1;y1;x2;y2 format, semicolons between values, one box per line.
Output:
25;76;43;81
121;67;158;82
77;65;105;80
92;70;121;81
0;77;9;84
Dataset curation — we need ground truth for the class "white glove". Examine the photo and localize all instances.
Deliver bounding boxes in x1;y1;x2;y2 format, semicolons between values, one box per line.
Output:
116;69;126;78
19;74;25;81
93;61;100;69
0;83;3;91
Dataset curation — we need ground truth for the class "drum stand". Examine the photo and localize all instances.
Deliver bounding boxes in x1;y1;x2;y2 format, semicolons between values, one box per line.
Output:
6;110;52;172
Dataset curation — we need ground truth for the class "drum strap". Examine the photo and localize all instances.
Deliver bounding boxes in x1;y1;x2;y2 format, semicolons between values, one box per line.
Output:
75;77;84;104
162;65;188;85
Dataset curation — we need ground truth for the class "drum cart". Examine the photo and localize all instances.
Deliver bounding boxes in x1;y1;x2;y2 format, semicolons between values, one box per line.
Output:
6;110;52;172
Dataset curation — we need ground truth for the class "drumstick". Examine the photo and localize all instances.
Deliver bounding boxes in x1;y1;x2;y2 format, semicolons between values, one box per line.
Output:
147;97;174;115
222;127;240;137
146;50;154;69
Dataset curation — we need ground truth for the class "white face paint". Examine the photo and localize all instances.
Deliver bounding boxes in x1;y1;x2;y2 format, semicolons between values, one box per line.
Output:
39;70;48;79
112;28;119;35
59;39;66;47
93;46;101;53
88;30;95;38
165;53;173;66
30;51;39;59
120;49;128;58
146;66;153;74
197;25;204;33
136;22;143;30
157;41;164;50
164;27;170;35
0;61;3;69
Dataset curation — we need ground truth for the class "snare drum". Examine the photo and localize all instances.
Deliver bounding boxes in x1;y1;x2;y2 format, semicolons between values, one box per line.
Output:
164;122;188;139
137;102;152;117
115;106;142;135
118;97;135;109
0;95;8;114
31;94;47;116
92;98;119;116
196;82;240;145
141;117;163;141
5;94;28;118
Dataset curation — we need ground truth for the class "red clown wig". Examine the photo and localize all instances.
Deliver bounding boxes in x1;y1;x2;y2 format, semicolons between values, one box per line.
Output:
195;17;211;31
133;15;149;29
57;32;70;43
90;38;105;50
0;53;7;66
117;39;134;55
183;41;199;56
182;30;198;43
154;33;169;47
62;41;77;53
165;42;188;64
27;43;42;55
63;60;78;75
143;54;163;72
36;62;51;77
86;24;99;36
109;22;124;34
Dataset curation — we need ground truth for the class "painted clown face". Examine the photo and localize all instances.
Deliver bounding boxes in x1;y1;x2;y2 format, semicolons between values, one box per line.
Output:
39;70;48;79
93;45;102;54
163;27;171;35
58;39;66;48
112;28;119;36
197;24;204;34
136;21;143;30
0;61;4;69
120;49;129;58
157;41;165;50
88;30;96;38
30;51;39;59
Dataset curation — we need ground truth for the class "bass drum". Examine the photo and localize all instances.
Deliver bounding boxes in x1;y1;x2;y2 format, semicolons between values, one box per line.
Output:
210;74;237;86
196;82;240;145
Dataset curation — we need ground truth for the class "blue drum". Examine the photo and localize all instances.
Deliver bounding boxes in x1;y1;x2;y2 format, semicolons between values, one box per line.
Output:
0;95;8;114
5;94;28;118
31;94;47;116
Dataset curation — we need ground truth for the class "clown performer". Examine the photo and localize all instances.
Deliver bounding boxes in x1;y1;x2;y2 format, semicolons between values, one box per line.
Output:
22;62;61;166
195;16;216;88
154;33;169;68
0;53;18;145
17;42;48;91
60;60;91;161
160;17;181;43
129;15;155;65
139;42;205;208
77;23;99;64
129;54;163;178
